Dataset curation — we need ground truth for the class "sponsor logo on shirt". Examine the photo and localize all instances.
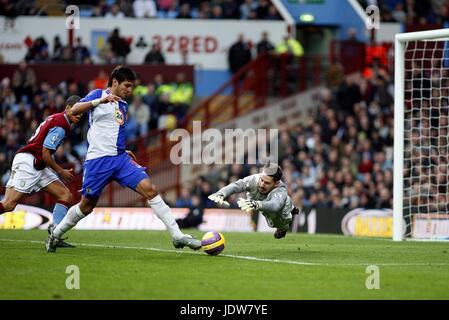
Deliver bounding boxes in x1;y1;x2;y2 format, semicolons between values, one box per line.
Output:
114;109;125;125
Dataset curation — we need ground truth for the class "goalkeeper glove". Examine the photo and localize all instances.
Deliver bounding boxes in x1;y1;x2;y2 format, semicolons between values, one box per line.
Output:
208;193;230;207
237;198;260;212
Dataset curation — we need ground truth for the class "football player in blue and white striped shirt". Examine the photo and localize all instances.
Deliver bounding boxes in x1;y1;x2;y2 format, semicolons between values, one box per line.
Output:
46;66;201;252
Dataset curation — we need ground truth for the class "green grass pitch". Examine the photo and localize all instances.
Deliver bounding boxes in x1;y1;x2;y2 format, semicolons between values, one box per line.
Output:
0;229;448;299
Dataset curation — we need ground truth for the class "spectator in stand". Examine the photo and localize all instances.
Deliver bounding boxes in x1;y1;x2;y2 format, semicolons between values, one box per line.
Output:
240;0;257;20
228;33;252;75
129;95;151;137
60;46;75;63
266;5;281;20
132;77;148;97
154;87;177;129
141;83;159;129
91;2;107;17
197;1;212;19
256;0;270;19
0;0;17;18
326;61;345;90
144;43;166;64
275;35;304;58
392;2;407;23
211;4;224;19
107;28;131;63
169;72;193;120
25;36;49;62
153;73;165;91
52;36;64;61
105;3;125;18
256;31;274;55
157;0;175;12
157;0;179;18
118;0;134;17
175;194;204;228
222;0;240;19
92;69;108;90
177;3;192;18
337;77;362;115
12;61;36;102
175;187;193;208
133;0;157;18
73;37;91;64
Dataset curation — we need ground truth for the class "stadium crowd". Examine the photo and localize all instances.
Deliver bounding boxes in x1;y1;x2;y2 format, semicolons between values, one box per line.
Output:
359;0;449;24
0;61;193;185
176;67;395;212
0;0;281;21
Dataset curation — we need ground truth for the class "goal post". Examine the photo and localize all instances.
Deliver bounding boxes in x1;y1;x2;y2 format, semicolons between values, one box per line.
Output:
394;28;449;241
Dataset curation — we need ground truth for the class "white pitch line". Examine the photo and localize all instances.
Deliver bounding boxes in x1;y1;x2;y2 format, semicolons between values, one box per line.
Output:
1;238;448;267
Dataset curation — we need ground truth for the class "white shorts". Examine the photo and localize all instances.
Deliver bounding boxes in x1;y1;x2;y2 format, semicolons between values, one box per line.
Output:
5;153;59;194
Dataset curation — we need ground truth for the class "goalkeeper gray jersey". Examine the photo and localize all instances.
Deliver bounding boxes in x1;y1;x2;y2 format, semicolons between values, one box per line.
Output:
219;174;293;229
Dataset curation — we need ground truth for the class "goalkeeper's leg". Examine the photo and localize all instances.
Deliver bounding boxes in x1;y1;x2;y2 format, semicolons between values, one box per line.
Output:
273;209;297;239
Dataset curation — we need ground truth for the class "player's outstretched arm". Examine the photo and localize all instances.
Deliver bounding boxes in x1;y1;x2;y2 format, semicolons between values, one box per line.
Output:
72;94;121;116
42;147;74;184
256;190;287;213
208;193;230;208
237;198;260;212
208;175;255;208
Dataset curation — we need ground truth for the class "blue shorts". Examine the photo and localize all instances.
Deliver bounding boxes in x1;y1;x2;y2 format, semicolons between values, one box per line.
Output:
81;152;149;198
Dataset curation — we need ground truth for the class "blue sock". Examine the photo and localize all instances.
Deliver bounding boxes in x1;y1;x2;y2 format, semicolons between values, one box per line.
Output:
53;203;68;225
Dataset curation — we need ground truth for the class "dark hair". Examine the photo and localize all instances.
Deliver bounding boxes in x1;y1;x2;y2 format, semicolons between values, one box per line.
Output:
65;95;81;107
263;161;283;182
108;65;137;87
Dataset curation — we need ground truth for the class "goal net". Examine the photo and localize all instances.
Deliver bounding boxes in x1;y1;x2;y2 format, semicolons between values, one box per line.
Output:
394;29;449;240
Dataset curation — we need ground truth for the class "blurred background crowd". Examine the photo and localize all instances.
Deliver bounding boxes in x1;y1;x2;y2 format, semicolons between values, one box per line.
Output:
1;0;435;214
358;0;449;24
175;65;395;211
0;0;282;21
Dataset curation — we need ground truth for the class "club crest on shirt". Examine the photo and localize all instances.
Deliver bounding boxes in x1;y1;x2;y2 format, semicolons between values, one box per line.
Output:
114;108;125;125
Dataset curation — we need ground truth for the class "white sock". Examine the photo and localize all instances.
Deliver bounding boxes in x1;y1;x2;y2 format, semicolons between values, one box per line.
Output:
53;204;85;239
148;195;184;240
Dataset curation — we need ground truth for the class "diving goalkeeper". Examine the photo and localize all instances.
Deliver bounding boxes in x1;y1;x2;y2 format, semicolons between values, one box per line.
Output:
208;162;298;239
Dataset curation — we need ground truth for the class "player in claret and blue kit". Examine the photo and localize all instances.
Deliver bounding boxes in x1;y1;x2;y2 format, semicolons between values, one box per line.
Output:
0;95;83;247
46;66;201;252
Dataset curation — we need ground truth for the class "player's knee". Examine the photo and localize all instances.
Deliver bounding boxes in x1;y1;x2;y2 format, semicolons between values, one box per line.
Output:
79;198;96;215
79;202;94;215
145;184;158;200
2;200;18;212
58;189;73;204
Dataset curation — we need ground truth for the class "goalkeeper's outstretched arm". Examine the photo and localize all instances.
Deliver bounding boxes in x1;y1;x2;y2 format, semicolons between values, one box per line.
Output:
208;176;254;207
238;189;287;213
218;176;253;198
